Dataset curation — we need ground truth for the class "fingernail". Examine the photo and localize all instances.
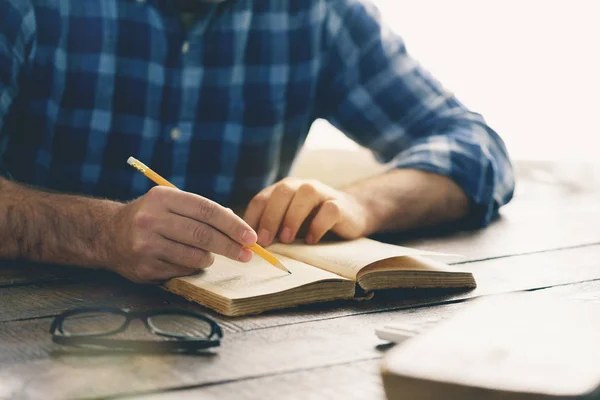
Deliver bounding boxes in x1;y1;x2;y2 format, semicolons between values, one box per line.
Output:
241;230;257;245
280;227;292;243
258;228;272;246
306;234;314;244
238;248;253;262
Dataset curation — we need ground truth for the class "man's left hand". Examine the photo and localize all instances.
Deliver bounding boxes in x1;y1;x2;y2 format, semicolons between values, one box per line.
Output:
243;178;371;246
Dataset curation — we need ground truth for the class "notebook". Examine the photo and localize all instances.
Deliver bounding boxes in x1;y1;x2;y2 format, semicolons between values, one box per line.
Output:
163;238;475;316
381;293;600;399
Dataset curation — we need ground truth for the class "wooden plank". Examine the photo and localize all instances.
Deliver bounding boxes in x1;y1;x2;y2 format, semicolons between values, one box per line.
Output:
2;280;600;400
359;280;600;343
0;262;92;287
134;359;385;400
533;278;600;302
395;187;600;262
0;280;159;321
0;279;242;333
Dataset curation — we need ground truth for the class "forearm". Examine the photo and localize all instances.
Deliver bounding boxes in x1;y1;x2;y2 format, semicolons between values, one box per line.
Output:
342;168;470;235
0;177;121;267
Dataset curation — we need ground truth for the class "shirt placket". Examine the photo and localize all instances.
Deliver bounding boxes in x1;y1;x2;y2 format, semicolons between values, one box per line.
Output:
169;8;218;190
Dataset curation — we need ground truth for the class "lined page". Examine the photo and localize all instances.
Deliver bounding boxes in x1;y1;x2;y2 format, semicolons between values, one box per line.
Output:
269;238;457;280
168;254;350;301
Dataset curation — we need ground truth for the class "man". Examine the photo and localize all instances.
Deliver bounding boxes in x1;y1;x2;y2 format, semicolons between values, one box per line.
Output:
0;0;514;283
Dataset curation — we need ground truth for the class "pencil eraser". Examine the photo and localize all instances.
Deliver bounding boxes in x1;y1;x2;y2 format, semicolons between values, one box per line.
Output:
127;156;135;166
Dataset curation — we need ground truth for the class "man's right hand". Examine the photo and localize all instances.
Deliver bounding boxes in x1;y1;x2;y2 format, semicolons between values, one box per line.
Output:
106;186;258;283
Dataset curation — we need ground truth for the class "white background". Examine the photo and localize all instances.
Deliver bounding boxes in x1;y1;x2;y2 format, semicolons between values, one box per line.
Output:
305;0;600;163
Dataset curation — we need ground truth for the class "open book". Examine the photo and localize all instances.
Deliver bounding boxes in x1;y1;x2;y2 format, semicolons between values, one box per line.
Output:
164;238;476;316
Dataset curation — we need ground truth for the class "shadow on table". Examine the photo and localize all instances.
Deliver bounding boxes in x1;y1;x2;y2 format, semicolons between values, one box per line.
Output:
293;286;476;314
375;342;396;352
48;347;218;369
370;218;486;245
50;347;218;357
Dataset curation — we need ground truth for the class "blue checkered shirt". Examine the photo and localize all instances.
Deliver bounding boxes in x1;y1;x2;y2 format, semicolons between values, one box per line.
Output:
0;0;514;226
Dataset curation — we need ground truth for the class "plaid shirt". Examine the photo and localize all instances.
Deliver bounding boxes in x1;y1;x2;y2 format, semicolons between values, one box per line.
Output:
0;0;514;226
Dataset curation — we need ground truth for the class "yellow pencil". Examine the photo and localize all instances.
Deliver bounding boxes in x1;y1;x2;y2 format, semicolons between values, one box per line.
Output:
127;156;291;274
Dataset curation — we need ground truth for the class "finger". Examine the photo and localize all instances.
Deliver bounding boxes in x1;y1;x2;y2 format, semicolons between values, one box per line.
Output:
157;237;216;270
150;186;256;246
257;182;296;246
243;186;275;230
280;183;323;243
158;214;253;262
132;259;201;284
306;200;342;244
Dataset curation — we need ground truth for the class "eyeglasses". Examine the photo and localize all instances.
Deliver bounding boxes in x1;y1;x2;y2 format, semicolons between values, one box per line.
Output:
50;307;223;353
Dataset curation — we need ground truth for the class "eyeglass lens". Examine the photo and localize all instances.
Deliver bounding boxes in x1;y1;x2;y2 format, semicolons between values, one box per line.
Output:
148;314;213;338
61;312;127;336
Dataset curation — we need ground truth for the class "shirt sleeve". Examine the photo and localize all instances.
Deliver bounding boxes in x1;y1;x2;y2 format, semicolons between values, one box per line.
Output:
316;0;515;227
0;1;35;177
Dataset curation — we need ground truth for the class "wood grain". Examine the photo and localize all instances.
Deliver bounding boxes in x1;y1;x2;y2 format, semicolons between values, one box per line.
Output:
0;262;88;287
134;359;385;400
0;280;241;333
2;280;600;400
378;176;600;258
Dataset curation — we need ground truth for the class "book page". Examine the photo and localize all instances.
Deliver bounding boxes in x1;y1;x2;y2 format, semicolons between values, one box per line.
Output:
269;238;457;280
168;253;350;301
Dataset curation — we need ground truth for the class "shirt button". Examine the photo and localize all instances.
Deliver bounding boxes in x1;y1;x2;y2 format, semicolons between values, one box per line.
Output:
181;41;190;54
170;128;181;141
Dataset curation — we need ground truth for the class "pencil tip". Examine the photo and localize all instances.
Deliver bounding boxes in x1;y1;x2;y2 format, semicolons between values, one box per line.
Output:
276;261;291;274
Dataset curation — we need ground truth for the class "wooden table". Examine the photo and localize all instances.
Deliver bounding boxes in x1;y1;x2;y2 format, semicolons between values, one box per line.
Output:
2;163;600;400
